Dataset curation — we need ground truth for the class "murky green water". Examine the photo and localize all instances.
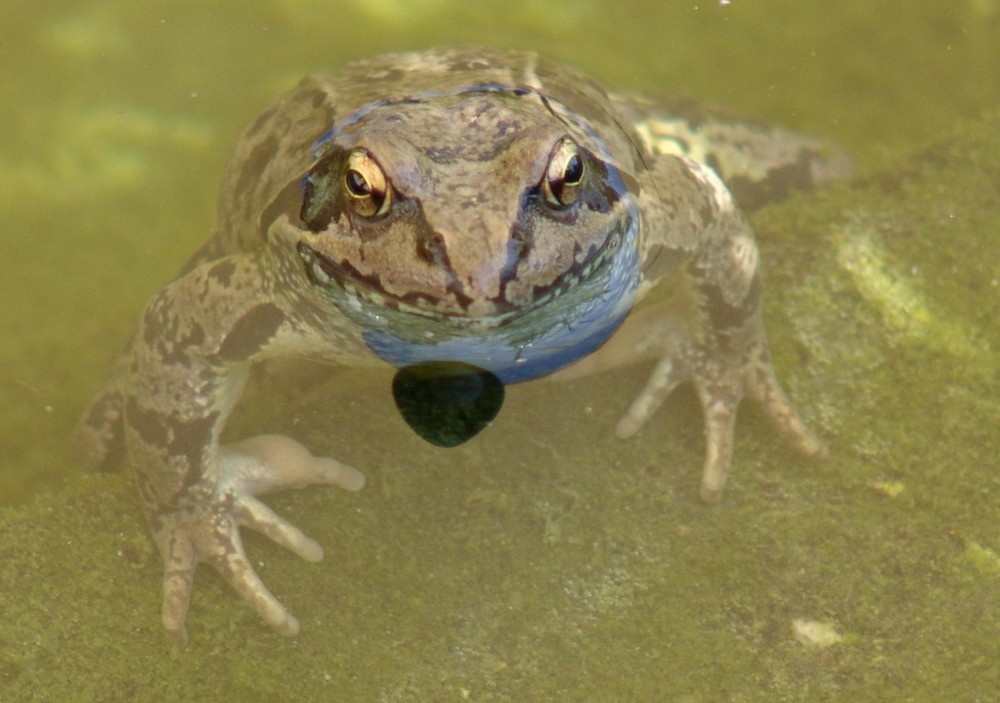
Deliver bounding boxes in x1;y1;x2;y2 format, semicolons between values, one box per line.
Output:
1;1;997;700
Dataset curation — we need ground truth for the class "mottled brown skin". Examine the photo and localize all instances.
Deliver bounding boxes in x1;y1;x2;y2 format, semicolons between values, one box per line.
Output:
76;48;846;644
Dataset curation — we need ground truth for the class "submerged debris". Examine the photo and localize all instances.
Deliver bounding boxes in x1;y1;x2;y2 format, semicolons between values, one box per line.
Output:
792;619;844;648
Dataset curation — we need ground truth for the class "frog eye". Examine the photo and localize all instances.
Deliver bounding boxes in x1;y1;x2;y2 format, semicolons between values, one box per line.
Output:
542;138;586;208
343;149;392;217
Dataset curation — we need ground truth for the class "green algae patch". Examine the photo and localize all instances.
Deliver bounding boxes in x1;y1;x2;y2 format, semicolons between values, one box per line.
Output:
2;115;998;701
964;541;1000;577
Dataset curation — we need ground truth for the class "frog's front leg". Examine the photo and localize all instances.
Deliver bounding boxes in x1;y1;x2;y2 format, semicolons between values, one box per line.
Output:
126;255;364;644
555;157;826;503
612;323;827;503
557;301;824;503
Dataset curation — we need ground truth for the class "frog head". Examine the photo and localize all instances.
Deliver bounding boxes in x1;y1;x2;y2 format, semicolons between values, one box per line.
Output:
292;84;643;385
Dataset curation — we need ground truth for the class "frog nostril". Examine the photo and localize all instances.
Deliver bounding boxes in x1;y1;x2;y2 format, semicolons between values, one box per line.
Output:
416;231;447;267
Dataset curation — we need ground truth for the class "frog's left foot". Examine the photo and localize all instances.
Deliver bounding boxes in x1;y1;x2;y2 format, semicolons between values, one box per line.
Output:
617;345;825;504
744;350;828;463
158;435;364;644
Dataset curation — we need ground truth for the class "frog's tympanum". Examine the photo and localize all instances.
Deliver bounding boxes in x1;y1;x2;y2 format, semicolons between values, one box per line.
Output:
76;49;848;643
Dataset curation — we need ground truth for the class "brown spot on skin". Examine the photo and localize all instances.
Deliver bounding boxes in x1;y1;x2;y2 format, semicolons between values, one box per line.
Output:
163;326;206;365
124;395;169;451
217;303;286;361
125;395;218;473
76;390;126;471
141;295;206;365
231;134;281;235
641;244;689;283
308;88;330;109
207;259;238;287
700;274;761;333
725;153;820;212
244;104;278;141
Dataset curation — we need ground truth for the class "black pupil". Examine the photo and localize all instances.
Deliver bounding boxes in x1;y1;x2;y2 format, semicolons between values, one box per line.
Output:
345;169;370;196
564;154;583;184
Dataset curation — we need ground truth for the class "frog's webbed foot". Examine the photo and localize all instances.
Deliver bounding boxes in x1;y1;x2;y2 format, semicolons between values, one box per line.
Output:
157;435;364;645
618;345;825;504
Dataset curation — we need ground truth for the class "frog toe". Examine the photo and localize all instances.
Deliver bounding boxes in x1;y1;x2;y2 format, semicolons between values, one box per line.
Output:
153;435;364;643
746;355;827;460
615;356;688;438
159;509;302;643
204;539;301;639
161;535;197;646
234;495;323;562
693;378;741;504
225;434;365;493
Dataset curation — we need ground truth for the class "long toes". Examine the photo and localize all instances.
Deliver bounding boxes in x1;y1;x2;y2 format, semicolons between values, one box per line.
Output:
235;496;324;562
747;364;827;459
698;397;737;504
161;537;197;646
307;455;365;491
207;539;300;638
616;357;685;438
773;412;827;459
225;434;365;494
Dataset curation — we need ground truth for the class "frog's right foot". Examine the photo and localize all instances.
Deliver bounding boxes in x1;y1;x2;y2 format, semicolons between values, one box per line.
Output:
156;435;364;644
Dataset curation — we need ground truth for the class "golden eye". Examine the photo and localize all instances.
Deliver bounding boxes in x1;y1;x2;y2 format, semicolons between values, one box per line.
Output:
343;149;391;217
542;138;586;208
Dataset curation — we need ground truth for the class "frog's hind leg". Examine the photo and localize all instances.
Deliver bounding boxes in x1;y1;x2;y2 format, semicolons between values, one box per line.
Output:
74;352;130;470
619;93;853;212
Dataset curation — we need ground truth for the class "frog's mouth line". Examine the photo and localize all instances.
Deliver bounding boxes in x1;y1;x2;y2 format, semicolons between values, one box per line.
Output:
295;199;640;385
295;223;626;331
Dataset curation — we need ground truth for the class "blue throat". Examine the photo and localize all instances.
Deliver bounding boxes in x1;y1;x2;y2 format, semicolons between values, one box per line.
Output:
360;218;640;385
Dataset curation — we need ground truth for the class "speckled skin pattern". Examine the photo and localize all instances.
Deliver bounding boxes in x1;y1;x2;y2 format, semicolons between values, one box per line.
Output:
76;48;848;644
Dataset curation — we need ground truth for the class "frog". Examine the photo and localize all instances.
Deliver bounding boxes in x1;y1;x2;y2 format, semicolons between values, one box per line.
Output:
75;48;848;644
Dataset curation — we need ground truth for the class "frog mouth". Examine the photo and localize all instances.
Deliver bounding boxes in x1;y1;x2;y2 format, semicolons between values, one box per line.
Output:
296;240;506;326
297;211;641;385
297;241;460;316
295;222;627;331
